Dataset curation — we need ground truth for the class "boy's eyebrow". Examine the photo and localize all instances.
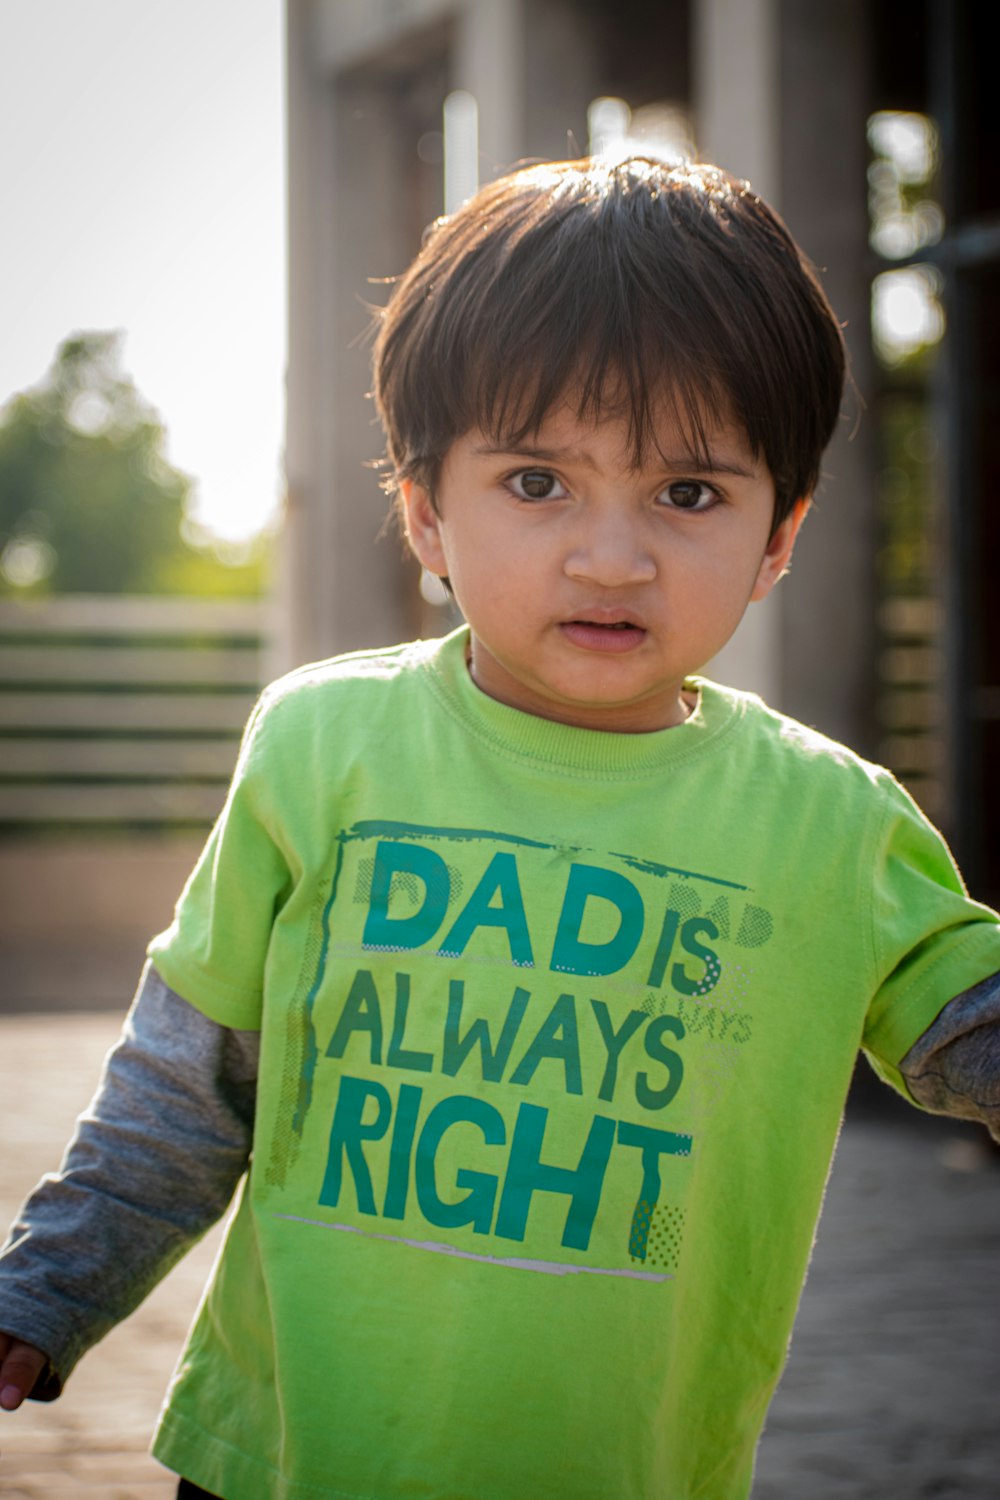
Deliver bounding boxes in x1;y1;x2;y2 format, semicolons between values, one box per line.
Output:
470;440;758;479
471;441;602;469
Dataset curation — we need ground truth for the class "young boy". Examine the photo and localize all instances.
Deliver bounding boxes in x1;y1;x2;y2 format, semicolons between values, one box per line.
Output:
1;155;998;1500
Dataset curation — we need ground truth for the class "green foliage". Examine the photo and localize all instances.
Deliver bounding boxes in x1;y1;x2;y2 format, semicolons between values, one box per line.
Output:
0;332;268;596
876;391;937;597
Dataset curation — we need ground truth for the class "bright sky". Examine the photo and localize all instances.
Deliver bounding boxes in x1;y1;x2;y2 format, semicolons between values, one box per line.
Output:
0;0;285;543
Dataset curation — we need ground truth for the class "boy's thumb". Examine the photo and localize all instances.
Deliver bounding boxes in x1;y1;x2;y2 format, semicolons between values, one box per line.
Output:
0;1336;49;1409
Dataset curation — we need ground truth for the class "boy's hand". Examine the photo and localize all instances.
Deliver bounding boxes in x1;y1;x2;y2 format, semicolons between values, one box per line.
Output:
0;1333;48;1410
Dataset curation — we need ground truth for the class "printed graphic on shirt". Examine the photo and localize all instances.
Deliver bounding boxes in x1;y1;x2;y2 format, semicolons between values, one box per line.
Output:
265;820;772;1280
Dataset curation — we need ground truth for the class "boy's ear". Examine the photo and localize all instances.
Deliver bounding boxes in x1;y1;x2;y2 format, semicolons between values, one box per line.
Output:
750;498;811;602
400;480;448;576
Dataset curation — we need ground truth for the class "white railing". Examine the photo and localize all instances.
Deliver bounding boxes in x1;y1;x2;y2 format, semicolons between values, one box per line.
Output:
0;595;269;828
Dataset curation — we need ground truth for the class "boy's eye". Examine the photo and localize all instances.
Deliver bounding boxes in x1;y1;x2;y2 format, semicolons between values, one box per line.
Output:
507;469;567;501
658;480;717;511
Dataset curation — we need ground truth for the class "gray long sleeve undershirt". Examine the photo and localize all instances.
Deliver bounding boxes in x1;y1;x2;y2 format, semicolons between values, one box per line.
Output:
899;970;1000;1141
0;965;258;1399
0;963;997;1399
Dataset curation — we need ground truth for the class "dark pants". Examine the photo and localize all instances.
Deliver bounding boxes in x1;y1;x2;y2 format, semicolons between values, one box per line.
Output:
176;1482;221;1499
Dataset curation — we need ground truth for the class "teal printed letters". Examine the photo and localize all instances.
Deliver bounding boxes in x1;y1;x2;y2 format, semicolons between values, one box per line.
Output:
319;1076;692;1256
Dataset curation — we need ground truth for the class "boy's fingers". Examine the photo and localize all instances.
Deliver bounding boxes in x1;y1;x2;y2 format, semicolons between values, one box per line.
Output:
0;1339;48;1409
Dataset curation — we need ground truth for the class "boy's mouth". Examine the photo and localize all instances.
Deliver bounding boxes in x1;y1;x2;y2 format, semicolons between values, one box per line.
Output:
560;616;648;652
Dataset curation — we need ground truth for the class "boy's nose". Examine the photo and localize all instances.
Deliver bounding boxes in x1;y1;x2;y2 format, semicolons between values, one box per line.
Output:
563;519;657;587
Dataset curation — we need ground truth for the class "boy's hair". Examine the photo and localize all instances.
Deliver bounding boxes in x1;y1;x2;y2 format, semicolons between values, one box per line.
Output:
372;156;846;529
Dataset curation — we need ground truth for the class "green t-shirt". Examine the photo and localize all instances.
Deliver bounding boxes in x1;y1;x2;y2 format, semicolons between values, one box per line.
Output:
148;627;1000;1500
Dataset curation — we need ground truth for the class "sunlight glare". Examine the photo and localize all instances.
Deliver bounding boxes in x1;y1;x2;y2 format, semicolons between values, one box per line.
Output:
872;266;945;366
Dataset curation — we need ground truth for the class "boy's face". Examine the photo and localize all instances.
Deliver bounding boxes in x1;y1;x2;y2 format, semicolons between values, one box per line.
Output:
402;400;807;733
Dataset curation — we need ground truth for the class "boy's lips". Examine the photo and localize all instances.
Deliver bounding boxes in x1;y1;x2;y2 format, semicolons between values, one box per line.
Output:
559;612;648;653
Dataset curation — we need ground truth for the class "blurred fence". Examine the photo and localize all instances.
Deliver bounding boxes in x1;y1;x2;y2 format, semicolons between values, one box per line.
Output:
0;594;270;1011
877;594;945;823
0;594;267;830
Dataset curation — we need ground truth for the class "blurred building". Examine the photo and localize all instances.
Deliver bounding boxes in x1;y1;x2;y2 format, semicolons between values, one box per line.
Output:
284;0;997;906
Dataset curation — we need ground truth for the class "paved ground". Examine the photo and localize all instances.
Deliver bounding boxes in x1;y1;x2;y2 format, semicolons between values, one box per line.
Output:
0;1011;997;1499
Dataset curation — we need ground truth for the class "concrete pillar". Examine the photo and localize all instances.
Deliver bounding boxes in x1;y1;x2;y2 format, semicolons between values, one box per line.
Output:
776;0;876;753
454;0;526;177
694;0;779;200
693;0;784;705
282;0;341;670
693;0;874;750
282;0;433;671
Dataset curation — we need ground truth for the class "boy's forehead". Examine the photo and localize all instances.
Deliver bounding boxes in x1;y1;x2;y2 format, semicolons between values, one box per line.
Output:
470;384;763;475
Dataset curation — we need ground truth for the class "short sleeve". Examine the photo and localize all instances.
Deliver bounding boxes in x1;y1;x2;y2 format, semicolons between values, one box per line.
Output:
862;775;1000;1097
147;689;294;1029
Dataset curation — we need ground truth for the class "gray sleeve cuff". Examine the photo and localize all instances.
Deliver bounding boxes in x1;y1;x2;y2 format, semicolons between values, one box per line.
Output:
0;963;258;1396
901;971;1000;1143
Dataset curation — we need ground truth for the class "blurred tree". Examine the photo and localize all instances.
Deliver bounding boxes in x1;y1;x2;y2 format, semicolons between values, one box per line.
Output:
0;332;267;596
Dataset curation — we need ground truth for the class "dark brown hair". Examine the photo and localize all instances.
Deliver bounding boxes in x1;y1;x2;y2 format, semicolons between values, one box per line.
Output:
372;156;846;529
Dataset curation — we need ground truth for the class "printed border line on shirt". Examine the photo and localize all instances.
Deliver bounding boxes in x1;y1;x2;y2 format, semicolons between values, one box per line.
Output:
274;1213;671;1281
345;819;748;891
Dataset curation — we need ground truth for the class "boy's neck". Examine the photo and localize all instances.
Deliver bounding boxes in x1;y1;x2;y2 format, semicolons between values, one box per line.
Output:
463;636;696;733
